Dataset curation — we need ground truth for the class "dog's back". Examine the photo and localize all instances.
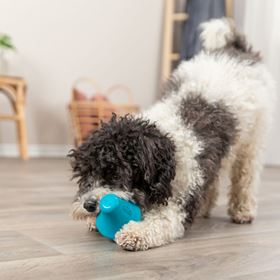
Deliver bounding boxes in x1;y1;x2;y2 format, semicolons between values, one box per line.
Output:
145;18;276;209
171;18;276;142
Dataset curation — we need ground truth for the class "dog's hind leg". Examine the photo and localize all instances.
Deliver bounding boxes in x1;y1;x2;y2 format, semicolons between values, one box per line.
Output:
199;179;219;218
228;138;263;224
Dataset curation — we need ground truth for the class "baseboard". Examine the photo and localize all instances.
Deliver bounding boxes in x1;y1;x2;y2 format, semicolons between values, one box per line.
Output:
1;143;279;165
0;144;73;158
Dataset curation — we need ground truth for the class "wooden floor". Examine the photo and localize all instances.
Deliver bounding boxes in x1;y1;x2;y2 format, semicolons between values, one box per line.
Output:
0;159;280;280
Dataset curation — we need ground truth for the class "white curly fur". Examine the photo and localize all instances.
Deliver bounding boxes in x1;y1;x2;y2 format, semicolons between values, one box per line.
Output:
200;18;235;50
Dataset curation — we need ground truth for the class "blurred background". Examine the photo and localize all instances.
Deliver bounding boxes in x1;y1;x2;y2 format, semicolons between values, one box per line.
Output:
0;0;279;164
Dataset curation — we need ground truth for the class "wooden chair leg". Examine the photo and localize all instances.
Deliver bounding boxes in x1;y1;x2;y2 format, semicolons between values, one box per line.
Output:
16;104;28;160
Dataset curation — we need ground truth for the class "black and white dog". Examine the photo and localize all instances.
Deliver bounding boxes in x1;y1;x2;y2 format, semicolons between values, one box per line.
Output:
69;19;275;251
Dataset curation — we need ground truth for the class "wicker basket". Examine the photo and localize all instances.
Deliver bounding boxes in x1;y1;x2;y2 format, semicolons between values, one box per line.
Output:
69;79;139;146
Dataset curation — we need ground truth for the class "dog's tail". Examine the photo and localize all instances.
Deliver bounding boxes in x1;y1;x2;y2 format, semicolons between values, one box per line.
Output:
199;18;239;51
199;18;260;61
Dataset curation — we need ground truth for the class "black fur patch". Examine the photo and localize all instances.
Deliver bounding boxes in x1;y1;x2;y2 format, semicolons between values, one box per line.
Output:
180;94;238;225
68;114;176;209
212;24;261;65
213;45;261;65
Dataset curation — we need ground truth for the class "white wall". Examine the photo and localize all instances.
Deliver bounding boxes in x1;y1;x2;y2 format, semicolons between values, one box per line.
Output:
234;0;280;165
1;0;279;164
0;0;164;155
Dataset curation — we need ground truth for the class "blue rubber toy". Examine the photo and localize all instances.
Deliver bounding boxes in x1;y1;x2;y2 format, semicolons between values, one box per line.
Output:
96;194;142;240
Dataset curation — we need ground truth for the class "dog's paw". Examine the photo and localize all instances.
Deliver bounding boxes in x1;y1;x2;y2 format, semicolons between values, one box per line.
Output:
115;222;149;251
86;216;97;231
230;212;255;224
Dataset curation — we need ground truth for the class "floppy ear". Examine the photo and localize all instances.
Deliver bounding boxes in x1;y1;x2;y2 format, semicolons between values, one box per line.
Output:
68;114;118;192
68;136;98;193
136;125;176;206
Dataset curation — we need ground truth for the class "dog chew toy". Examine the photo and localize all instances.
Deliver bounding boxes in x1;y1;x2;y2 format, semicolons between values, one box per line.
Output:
96;194;142;240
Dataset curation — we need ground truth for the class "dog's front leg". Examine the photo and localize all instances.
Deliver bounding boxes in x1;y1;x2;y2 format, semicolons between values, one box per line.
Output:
86;216;97;231
115;201;186;251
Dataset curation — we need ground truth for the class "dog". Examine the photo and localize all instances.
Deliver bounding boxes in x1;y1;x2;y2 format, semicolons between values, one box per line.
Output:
69;18;276;251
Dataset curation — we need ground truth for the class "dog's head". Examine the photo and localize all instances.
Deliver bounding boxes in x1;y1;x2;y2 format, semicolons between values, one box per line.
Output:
68;114;176;220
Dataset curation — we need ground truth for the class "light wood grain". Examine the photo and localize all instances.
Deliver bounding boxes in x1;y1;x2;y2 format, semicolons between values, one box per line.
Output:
226;0;234;18
162;0;175;80
0;158;279;280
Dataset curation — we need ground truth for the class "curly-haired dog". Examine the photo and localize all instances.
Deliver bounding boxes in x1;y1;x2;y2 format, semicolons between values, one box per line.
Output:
69;18;276;251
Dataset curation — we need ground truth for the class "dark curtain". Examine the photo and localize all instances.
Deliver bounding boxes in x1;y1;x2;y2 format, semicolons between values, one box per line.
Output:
180;0;225;60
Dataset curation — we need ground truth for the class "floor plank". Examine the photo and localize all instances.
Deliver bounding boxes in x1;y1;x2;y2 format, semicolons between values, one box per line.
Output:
0;158;279;279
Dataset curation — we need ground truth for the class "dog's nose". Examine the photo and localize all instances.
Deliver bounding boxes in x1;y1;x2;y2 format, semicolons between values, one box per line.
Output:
83;200;97;212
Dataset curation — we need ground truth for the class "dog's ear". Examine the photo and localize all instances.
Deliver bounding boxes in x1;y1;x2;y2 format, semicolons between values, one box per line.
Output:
135;123;176;207
68;137;97;193
68;114;121;192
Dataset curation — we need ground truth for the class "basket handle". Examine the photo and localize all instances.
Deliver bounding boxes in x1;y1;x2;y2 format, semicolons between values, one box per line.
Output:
106;84;134;104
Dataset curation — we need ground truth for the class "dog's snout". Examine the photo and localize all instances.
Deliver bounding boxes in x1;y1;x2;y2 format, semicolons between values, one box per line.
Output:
83;200;97;212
